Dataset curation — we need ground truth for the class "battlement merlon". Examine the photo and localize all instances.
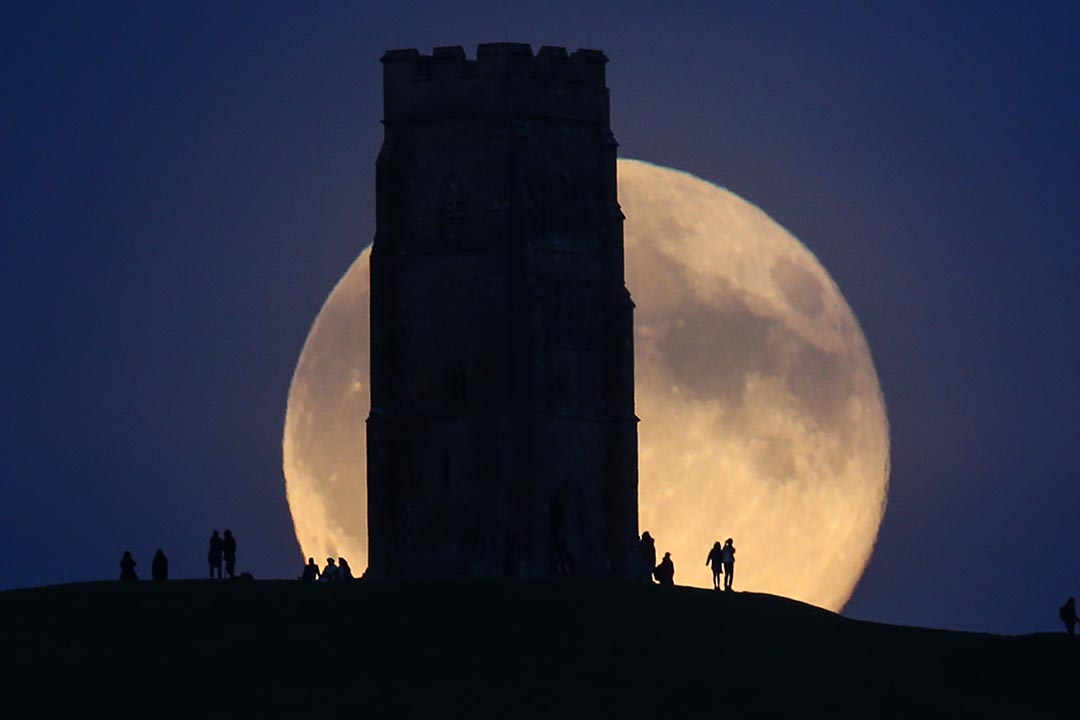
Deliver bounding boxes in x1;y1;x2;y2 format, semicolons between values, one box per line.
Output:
381;44;610;125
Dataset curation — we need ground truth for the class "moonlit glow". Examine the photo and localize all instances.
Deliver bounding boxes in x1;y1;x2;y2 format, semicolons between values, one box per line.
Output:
283;159;890;610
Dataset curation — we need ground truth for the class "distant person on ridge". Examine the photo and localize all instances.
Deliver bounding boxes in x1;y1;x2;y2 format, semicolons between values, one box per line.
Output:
706;541;724;590
119;550;138;581
222;529;237;579
208;530;224;579
319;557;337;582
655;552;675;586
151;548;169;581
640;531;657;583
338;557;353;582
1060;597;1078;637
301;557;320;583
721;538;736;591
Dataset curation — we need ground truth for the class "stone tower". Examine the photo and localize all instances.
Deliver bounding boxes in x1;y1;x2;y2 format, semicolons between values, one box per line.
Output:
366;43;639;580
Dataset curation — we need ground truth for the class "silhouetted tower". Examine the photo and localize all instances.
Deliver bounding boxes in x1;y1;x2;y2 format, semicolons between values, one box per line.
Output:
367;43;638;580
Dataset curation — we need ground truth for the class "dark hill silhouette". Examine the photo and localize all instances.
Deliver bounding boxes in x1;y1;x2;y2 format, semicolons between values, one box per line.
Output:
3;580;1075;717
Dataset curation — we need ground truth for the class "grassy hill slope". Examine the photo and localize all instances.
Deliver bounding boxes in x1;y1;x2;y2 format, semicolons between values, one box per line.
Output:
3;580;1075;717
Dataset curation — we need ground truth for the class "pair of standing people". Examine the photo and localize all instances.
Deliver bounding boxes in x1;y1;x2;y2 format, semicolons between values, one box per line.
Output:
208;529;238;579
705;538;736;591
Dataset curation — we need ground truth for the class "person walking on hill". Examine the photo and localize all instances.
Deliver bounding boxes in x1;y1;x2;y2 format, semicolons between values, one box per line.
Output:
706;541;724;590
1061;597;1078;637
301;557;320;583
151;548;169;581
119;550;138;581
655;552;675;586
721;538;736;592
640;531;657;583
222;529;237;579
208;530;224;579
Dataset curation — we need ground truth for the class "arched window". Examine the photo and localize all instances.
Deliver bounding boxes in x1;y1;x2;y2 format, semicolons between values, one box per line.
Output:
438;173;466;244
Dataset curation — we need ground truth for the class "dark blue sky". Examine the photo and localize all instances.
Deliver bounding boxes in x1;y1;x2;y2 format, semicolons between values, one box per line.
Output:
3;2;1077;634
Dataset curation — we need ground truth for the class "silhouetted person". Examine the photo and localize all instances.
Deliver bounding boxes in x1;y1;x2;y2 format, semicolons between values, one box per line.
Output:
1060;597;1078;637
222;529;237;579
301;557;320;583
655;552;675;586
640;531;657;583
119;550;138;581
319;557;337;582
706;541;724;590
151;548;169;581
208;530;224;579
721;538;736;591
338;557;353;582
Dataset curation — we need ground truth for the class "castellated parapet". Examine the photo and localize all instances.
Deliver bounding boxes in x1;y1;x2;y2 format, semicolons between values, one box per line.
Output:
381;43;609;124
367;43;639;583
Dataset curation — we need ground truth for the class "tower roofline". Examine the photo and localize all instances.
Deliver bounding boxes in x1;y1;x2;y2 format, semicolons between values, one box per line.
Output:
381;44;609;125
381;44;607;86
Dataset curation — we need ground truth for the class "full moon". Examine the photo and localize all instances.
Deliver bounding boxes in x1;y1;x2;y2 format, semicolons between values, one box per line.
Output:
283;159;889;611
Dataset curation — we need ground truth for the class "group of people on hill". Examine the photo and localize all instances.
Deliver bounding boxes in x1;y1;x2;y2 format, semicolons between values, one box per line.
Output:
116;533;1080;639
117;529;242;582
639;531;736;590
300;556;354;583
119;548;170;581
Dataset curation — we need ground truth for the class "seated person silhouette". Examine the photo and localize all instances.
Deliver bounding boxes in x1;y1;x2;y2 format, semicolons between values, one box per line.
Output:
655;552;675;586
119;551;138;581
1061;597;1078;637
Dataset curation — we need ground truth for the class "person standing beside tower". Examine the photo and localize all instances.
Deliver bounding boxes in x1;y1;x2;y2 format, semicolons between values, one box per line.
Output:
640;532;657;583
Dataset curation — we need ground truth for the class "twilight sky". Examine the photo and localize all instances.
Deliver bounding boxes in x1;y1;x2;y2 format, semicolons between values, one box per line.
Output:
3;2;1077;634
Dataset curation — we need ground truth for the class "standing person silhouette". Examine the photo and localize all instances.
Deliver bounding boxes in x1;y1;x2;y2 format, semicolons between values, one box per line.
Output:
119;551;138;581
338;558;353;581
721;538;736;591
640;531;657;583
151;549;169;581
301;557;320;583
655;552;675;586
208;530;224;579
1060;597;1078;637
222;529;237;579
319;557;337;582
706;541;724;590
